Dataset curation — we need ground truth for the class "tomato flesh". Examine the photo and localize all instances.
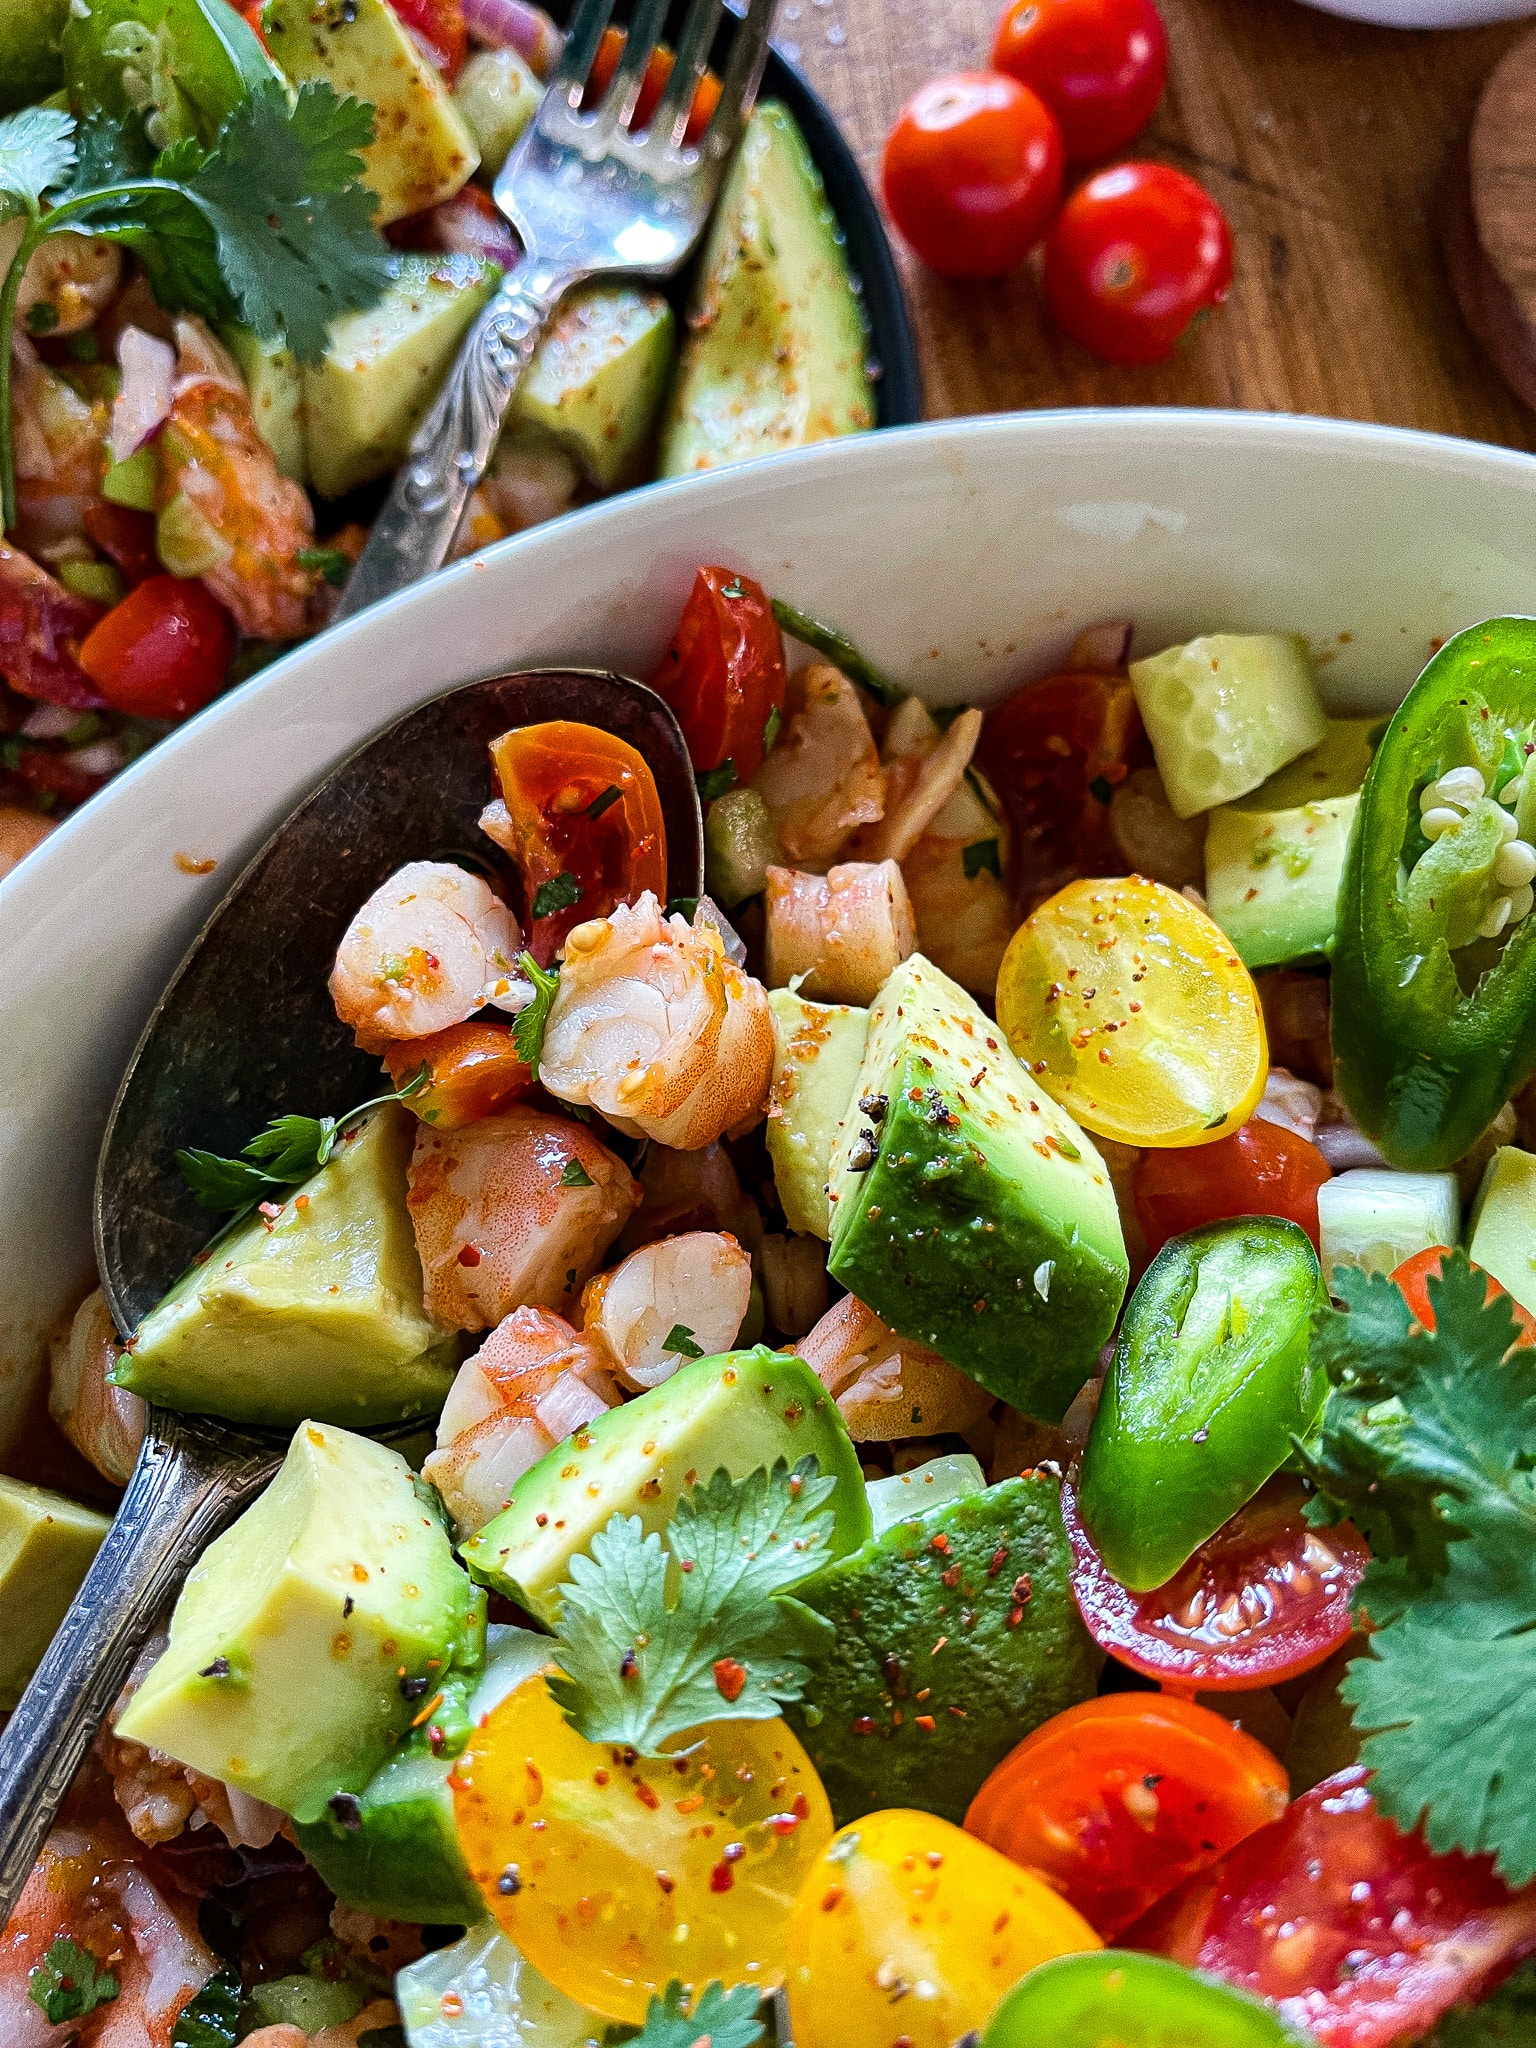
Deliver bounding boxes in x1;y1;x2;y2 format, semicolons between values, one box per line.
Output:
382;1019;533;1130
487;720;668;964
77;574;235;720
992;0;1168;163
1132;1766;1536;2047
984;1949;1300;2046
882;71;1065;280
585;26;721;144
1134;1117;1332;1256
966;1694;1289;1938
386;0;466;77
1393;1245;1536;1347
649;566;787;785
82;502;159;589
1063;1474;1365;1689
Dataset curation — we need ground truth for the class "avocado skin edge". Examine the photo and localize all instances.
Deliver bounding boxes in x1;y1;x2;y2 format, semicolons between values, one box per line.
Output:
785;1474;1098;1827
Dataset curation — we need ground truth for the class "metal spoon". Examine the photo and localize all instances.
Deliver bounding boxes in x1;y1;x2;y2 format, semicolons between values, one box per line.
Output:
0;669;702;1922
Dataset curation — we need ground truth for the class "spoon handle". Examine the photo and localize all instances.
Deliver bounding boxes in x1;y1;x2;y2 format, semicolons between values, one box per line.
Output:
0;1411;279;1925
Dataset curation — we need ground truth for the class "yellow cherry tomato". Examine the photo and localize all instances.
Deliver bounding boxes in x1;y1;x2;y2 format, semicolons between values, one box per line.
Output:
784;1808;1100;2048
995;875;1268;1147
451;1674;833;2026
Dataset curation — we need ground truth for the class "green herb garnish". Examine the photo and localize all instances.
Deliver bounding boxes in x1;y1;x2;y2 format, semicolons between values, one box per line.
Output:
172;1965;241;2046
176;1066;428;1219
296;545;353;588
531;871;583;920
28;1937;119;2026
962;837;1001;881
762;704;782;755
770;597;901;707
695;762;737;803
511;950;559;1069
559;1158;594;1189
663;1324;704;1358
587;784;621;821
627;1979;765;2048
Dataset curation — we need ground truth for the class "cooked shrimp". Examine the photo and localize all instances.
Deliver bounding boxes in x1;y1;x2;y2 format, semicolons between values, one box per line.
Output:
50;1289;146;1487
763;860;915;1005
618;1138;762;1256
539;893;774;1149
581;1231;752;1390
408;1106;638;1330
850;699;984;866
751;662;885;869
330;861;523;1053
10;335;108;558
0;220;122;338
796;1293;992;1441
422;1305;619;1534
0;804;55;878
899;768;1015;997
157;316;315;639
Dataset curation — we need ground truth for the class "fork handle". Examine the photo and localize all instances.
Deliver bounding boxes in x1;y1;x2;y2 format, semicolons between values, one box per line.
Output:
0;1412;279;1925
333;264;577;622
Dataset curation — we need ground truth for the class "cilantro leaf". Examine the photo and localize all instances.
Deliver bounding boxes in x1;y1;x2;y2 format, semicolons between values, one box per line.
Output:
762;705;782;755
0;106;76;221
61;180;229;324
559;1158;594;1189
175;1148;279;1211
172;1965;241;2046
547;1458;837;1753
175;1071;427;1215
531;871;583;921
628;1979;765;2048
28;1937;119;2025
962;837;1001;881
297;545;353;588
1425;1959;1536;2044
770;597;901;707
695;762;737;803
664;1324;704;1359
71;108;155;189
511;951;559;1068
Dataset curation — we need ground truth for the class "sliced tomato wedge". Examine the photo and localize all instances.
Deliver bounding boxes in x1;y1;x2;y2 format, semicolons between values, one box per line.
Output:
1063;1473;1366;1690
1131;1766;1536;2048
965;1693;1290;1938
649;566;788;787
386;0;466;76
1392;1245;1536;1349
382;1020;534;1130
487;720;669;965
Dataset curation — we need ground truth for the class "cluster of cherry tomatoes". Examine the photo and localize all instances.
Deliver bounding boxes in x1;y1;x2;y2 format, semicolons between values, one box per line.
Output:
880;0;1233;365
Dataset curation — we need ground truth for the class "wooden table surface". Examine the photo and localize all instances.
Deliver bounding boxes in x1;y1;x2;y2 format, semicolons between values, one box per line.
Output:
790;0;1536;451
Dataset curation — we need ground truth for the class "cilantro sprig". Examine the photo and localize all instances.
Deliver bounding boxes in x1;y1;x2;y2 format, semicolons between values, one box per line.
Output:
171;1965;241;2046
1304;1252;1536;1884
547;1457;837;1754
511;950;559;1069
28;1936;119;2025
0;82;392;527
626;1979;765;2048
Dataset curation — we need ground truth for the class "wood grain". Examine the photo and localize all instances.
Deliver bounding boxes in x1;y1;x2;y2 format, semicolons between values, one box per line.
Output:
788;0;1536;449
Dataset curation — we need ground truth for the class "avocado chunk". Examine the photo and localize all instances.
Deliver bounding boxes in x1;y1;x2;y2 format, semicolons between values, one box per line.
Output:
116;1105;457;1430
0;1477;111;1710
767;990;869;1239
222;325;306;484
659;100;875;477
828;955;1128;1423
1232;716;1378;810
511;282;676;491
1468;1145;1536;1318
2;0;66;111
303;253;501;497
262;0;478;223
116;1421;484;1822
1204;793;1359;969
462;1345;871;1623
785;1474;1097;1825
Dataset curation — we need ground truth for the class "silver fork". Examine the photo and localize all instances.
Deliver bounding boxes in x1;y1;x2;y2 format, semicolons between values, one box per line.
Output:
334;0;776;621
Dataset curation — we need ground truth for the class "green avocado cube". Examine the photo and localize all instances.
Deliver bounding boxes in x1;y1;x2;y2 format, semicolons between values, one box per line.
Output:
766;990;868;1239
115;1421;484;1822
1469;1145;1536;1318
0;1477;110;1710
786;1475;1098;1825
117;1105;457;1429
222;325;306;484
462;1345;871;1624
1204;792;1359;969
828;955;1128;1422
512;282;676;491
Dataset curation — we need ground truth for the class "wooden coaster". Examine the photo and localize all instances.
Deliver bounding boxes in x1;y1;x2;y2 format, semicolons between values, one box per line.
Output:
1441;21;1536;414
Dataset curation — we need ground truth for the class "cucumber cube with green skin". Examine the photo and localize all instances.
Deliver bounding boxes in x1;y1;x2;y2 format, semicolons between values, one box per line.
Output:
511;282;677;492
1316;1167;1460;1285
766;989;868;1239
865;1453;984;1538
1231;715;1379;810
785;1474;1097;1826
1204;793;1359;969
828;954;1128;1423
462;1346;870;1625
1468;1145;1536;1318
1129;634;1329;819
395;1924;599;2048
0;1477;110;1710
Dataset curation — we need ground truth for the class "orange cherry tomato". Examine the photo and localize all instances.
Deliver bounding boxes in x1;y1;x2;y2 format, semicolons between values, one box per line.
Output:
1392;1244;1536;1347
1133;1117;1332;1256
487;720;668;965
649;566;788;786
585;26;721;144
382;1019;533;1130
964;1693;1289;1938
882;71;1065;280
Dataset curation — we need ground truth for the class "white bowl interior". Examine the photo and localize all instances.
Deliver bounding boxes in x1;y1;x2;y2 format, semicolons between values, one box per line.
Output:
7;409;1536;1454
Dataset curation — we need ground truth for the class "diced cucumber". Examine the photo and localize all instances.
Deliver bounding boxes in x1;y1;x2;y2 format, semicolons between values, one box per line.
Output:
1467;1145;1536;1318
865;1453;984;1537
102;447;157;510
1129;633;1329;819
156;492;230;577
395;1922;601;2046
249;1976;364;2033
58;560;123;606
454;46;539;181
1316;1168;1460;1284
705;784;782;906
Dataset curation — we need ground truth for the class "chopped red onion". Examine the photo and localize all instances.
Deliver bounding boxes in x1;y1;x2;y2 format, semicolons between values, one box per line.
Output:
111;326;175;465
417;192;521;270
1069;619;1134;673
461;0;562;73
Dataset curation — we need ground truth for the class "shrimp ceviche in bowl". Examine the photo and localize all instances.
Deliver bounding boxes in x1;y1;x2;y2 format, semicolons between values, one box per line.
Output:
11;577;1536;2048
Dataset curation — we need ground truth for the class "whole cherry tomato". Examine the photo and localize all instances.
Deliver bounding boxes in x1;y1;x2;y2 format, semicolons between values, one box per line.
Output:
1043;161;1232;364
382;1020;534;1130
882;72;1064;280
966;1694;1288;1937
650;566;787;785
992;0;1168;163
1392;1244;1536;1347
386;0;466;77
1133;1117;1333;1256
77;575;235;720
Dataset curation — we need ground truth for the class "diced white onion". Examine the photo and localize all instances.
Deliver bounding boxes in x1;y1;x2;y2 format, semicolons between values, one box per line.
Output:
110;326;175;464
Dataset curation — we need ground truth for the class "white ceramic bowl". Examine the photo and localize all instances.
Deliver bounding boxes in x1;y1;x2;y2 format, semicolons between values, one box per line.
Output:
8;408;1536;1449
1296;0;1534;25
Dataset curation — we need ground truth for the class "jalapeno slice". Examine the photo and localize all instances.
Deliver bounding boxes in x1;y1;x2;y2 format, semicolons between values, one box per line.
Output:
1332;617;1536;1169
983;1951;1305;2047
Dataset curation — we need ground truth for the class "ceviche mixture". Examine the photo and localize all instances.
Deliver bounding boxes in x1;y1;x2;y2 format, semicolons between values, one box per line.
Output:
0;0;874;880
10;584;1536;2048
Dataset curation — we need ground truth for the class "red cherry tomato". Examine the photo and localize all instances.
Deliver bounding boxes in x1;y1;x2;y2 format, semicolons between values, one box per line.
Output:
82;502;159;589
882;71;1064;280
966;1693;1289;1938
1392;1245;1536;1348
386;0;466;77
649;566;788;786
77;575;236;720
1063;1473;1366;1690
1043;161;1232;364
1133;1766;1536;2047
585;26;722;144
1133;1117;1333;1257
992;0;1167;163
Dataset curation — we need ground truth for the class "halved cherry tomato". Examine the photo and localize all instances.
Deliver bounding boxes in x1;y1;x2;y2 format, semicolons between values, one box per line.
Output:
77;575;235;720
1062;1474;1366;1690
386;0;466;76
996;875;1269;1148
965;1694;1289;1938
1132;1766;1536;2047
585;26;722;145
1392;1244;1536;1348
985;1949;1299;2046
382;1020;533;1130
487;720;668;965
649;566;787;785
1133;1118;1332;1256
82;502;159;589
882;71;1065;280
992;0;1168;163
